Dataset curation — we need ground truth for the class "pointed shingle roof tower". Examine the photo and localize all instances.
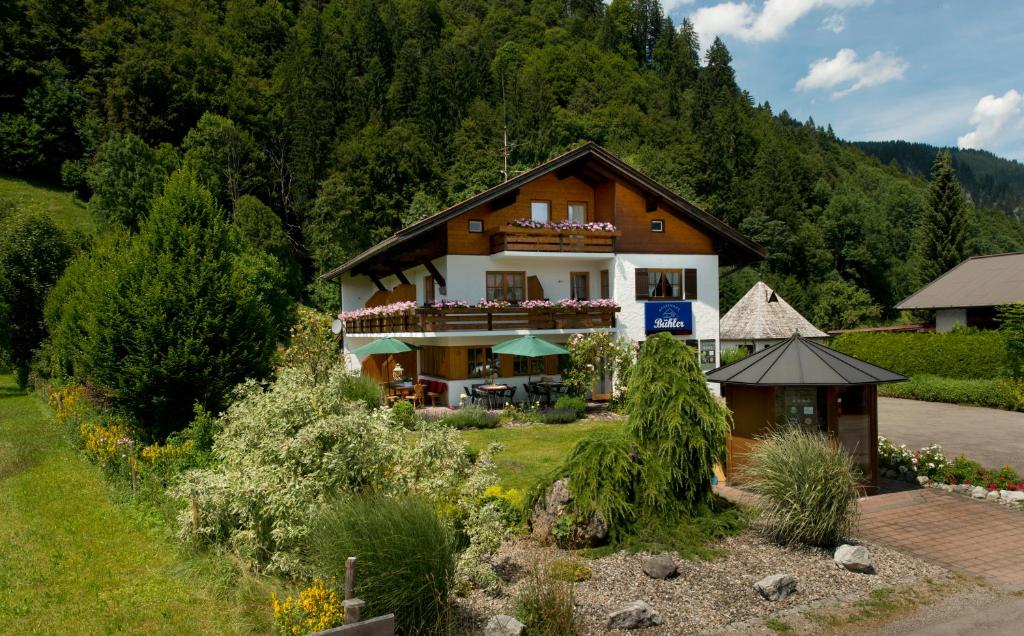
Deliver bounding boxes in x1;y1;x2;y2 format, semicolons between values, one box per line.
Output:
720;281;827;341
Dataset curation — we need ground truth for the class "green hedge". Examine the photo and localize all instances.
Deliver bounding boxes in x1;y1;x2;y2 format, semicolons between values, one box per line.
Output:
879;375;1024;411
830;332;1008;379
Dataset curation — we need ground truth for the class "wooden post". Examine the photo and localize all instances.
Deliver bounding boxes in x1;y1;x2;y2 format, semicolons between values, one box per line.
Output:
190;495;200;535
343;556;365;625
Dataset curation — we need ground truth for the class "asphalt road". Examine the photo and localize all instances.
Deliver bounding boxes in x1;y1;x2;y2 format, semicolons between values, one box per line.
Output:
878;397;1024;472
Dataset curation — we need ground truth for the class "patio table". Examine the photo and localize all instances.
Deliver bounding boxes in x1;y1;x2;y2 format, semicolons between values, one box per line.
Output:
477;384;510;409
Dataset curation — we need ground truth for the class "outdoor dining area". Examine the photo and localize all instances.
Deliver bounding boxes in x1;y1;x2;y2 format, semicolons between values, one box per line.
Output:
352;335;571;410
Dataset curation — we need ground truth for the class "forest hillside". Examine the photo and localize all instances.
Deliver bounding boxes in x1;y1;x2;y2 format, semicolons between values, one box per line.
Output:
3;0;1023;322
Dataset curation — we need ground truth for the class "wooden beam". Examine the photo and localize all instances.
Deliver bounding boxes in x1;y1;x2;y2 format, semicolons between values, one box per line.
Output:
490;188;519;212
645;196;661;213
391;268;410;285
423;260;446;290
368;274;386;292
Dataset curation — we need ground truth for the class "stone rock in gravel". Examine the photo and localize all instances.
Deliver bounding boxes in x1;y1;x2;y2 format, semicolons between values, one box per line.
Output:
939;484;953;492
903;471;918;484
1001;490;1024;504
986;490;1001;501
971;486;988;499
834;544;875;573
753;574;797;601
917;475;930;486
484;615;525;636
642;554;677;579
529;478;608;548
955;484;971;494
607;600;663;630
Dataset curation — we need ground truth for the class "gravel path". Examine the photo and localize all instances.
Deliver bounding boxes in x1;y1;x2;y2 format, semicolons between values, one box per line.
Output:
456;532;950;634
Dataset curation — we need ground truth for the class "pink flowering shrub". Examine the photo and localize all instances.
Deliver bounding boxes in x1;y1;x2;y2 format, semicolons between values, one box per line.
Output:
338;301;416;321
508;218;616;232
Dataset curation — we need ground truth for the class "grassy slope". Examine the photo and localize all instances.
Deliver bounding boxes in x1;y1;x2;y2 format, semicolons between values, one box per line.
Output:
459;419;622;492
0;374;274;634
0;174;94;235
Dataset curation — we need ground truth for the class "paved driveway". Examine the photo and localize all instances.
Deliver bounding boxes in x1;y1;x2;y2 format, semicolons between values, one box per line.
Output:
857;485;1024;590
879;397;1024;472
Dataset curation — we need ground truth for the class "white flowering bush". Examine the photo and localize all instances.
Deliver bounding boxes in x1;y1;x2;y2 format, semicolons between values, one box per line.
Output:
878;436;949;479
174;367;502;578
878;436;914;472
912;443;948;479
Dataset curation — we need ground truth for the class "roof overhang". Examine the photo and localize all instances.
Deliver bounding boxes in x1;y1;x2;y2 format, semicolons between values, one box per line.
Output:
321;142;766;281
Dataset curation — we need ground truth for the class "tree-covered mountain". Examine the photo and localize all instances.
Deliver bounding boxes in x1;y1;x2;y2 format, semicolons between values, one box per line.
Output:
2;0;1023;325
854;141;1024;221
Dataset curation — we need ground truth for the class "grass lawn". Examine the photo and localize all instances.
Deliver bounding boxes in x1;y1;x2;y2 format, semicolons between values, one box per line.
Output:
460;419;623;492
0;173;94;235
0;373;277;634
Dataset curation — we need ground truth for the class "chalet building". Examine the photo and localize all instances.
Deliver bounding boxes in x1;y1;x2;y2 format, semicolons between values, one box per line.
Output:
720;281;827;353
321;143;764;406
897;252;1024;332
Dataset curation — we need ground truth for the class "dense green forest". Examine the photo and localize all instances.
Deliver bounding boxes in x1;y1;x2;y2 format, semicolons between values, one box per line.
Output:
855;141;1024;220
3;0;1024;325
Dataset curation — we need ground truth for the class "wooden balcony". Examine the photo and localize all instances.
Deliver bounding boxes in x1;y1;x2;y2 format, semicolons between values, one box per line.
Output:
343;305;619;335
489;225;620;254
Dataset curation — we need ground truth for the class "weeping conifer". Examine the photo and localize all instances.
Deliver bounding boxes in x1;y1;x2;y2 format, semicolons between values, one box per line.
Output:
918;150;972;283
625;332;730;510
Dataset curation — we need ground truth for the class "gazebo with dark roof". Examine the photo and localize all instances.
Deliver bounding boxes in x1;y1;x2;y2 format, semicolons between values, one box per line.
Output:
707;334;907;490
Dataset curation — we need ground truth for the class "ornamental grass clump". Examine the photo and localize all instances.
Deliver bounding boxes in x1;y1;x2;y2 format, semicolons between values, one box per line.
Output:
738;428;860;548
306;494;457;636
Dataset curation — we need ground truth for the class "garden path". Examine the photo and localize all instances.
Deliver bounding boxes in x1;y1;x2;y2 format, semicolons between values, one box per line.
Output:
878;397;1024;472
857;484;1024;591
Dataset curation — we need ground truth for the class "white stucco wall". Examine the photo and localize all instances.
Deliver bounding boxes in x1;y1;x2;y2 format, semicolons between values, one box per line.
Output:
935;308;967;333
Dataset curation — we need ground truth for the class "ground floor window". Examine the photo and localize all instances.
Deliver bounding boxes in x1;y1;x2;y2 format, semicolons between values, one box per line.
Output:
514;356;545;375
468;347;500;378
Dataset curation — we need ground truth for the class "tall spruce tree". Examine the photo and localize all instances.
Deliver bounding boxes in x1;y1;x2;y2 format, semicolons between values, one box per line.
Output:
918;150;972;283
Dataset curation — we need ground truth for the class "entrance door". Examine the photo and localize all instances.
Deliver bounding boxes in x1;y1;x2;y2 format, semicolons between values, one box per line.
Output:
836;386;872;478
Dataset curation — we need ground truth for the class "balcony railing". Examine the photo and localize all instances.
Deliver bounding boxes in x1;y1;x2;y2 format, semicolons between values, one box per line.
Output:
489;225;620;254
343;305;619;334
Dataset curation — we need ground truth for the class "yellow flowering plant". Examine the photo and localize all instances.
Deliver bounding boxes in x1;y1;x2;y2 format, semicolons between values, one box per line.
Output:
49;383;91;426
79;420;138;467
272;578;344;635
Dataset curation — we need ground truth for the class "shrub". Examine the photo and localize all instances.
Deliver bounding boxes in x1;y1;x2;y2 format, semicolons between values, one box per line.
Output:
738;428;860;547
390;399;417;429
272;578;344;636
546;559;591;582
562;331;634;400
554;396;587;419
0;210;76;387
539;408;578;424
440;406;499;430
878;375;1023;411
940;454;984;485
46;170;292;437
720;347;750;365
306;495;457;635
626;332;730;510
831;332;1008;380
339;374;383;409
514;564;578;636
998;302;1024;381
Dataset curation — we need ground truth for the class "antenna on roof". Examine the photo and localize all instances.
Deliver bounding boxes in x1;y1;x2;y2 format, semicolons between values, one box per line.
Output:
498;76;521;182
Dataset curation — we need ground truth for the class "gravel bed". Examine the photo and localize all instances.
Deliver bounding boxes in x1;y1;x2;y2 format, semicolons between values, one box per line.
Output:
455;531;949;634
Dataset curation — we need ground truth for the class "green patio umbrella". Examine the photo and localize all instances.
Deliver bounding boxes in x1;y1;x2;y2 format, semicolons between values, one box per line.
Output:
491;335;569;357
352;337;415;357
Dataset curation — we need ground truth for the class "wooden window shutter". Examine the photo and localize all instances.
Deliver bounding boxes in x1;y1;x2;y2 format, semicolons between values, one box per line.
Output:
635;268;649;300
684;269;697;300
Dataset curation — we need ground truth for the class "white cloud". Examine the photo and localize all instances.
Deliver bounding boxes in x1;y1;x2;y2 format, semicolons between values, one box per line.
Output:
795;48;908;97
661;0;697;12
957;90;1024;151
821;13;845;32
690;0;872;47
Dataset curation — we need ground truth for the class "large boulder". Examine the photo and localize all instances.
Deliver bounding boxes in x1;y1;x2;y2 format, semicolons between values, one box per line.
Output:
753;574;797;601
834;544;875;573
1001;490;1024;507
530;478;608;548
484;615;525;636
642;554;677;580
971;486;988;499
607;600;663;630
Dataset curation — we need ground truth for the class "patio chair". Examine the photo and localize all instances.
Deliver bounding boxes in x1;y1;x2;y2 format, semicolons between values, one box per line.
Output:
500;386;517;405
469;383;486;406
405;383;425;408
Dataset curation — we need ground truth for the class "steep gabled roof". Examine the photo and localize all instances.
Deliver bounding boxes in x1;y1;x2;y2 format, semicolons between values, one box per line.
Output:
706;334;906;386
321;142;765;280
896;252;1024;310
720;281;827;341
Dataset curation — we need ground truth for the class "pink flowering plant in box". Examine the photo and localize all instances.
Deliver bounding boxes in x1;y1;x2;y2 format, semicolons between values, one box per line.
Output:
338;300;416;322
429;300;469;309
478;299;512;309
508;218;617;232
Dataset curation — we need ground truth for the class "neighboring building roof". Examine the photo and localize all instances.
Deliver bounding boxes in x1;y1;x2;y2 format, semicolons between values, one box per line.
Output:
827;323;932;336
706;334;907;386
321;142;766;281
897;252;1024;310
720;281;827;341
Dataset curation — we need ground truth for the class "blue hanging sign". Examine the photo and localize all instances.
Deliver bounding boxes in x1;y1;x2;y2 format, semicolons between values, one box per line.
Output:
644;301;694;335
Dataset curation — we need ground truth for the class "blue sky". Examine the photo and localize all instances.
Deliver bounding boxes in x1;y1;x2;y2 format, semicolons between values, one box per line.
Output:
661;0;1024;160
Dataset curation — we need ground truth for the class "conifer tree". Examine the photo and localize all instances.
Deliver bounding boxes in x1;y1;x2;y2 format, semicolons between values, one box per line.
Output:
918;150;972;283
